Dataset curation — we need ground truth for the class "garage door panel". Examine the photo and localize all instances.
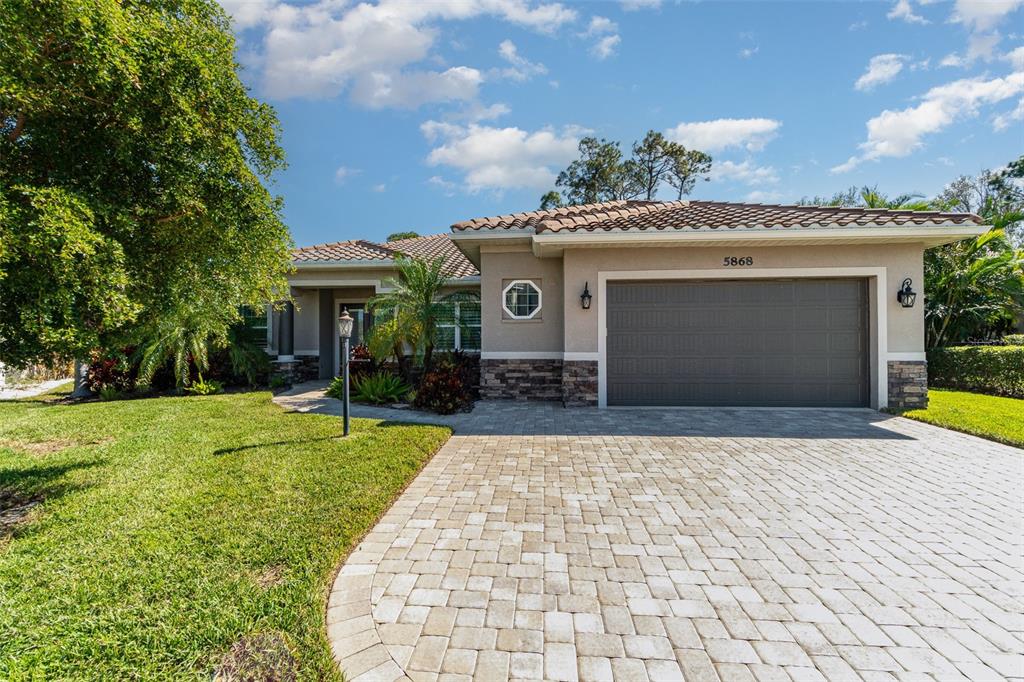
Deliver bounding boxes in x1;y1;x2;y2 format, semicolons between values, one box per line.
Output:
607;279;868;407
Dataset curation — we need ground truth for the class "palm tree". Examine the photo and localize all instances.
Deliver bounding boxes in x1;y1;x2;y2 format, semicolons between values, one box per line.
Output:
136;310;216;388
925;229;1024;347
367;256;478;373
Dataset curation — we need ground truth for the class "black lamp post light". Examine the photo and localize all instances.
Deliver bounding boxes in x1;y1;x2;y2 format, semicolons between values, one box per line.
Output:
897;278;917;308
338;307;353;437
580;282;592;310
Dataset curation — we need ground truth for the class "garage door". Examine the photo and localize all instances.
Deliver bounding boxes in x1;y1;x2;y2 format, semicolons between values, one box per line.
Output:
606;279;869;407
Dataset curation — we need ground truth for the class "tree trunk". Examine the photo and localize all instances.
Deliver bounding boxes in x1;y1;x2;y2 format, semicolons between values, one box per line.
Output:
71;359;93;398
422;342;434;376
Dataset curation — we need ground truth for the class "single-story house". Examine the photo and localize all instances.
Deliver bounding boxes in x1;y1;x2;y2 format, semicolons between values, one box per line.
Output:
268;199;986;410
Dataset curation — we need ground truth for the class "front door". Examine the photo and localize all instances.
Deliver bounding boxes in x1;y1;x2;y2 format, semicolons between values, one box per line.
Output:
333;304;372;376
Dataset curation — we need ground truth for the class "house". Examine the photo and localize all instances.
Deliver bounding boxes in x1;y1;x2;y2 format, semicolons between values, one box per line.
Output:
270;200;986;410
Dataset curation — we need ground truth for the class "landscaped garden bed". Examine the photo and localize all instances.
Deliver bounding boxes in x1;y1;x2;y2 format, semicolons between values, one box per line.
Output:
0;388;450;680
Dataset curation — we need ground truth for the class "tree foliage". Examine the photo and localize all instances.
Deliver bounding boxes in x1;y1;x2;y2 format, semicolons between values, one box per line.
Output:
547;131;712;206
386;231;420;242
0;0;292;369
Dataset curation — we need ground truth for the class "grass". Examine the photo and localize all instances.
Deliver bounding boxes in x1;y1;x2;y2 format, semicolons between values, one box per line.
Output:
0;389;450;680
900;389;1024;448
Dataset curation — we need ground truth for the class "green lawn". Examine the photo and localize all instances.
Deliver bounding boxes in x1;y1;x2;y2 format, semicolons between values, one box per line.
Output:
901;389;1024;448
0;389;450;680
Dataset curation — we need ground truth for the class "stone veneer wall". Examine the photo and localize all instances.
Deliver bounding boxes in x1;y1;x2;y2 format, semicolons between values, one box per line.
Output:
480;359;563;401
888;360;928;410
272;355;319;384
562;361;598;407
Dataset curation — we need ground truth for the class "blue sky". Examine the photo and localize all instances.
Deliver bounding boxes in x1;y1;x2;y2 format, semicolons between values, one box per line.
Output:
221;0;1024;247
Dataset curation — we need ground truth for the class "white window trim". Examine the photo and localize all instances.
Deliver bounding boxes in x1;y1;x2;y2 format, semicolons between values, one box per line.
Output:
437;302;481;351
502;279;543;320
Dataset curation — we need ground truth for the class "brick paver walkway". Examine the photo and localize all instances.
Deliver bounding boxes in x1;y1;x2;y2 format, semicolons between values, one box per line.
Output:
279;389;1024;681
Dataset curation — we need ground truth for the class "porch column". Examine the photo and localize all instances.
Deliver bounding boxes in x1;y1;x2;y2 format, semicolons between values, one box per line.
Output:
278;301;294;360
318;289;335;379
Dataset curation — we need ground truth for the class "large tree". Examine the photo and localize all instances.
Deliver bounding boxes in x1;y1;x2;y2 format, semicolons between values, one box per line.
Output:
0;0;292;369
548;132;712;207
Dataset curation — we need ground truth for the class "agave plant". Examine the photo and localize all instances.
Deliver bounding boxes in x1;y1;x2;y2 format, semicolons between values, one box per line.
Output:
328;371;410;405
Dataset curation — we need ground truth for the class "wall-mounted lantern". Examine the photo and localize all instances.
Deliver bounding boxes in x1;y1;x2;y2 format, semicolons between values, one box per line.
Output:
897;278;917;308
580;282;592;310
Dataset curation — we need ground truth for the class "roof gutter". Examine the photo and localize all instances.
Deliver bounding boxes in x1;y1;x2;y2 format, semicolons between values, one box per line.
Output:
531;224;990;249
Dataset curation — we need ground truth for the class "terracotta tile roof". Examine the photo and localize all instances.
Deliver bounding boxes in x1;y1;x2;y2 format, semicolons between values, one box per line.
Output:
291;234;478;278
451;199;983;234
385;233;479;279
292;239;397;262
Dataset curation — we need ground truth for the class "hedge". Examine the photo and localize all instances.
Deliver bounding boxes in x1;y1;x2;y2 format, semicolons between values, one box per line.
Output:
927;345;1024;398
1004;334;1024;346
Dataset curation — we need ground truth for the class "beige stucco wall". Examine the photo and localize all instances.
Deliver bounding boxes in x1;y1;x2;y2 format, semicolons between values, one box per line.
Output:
560;243;926;354
480;247;563;353
287;276;480;356
292;288;319;353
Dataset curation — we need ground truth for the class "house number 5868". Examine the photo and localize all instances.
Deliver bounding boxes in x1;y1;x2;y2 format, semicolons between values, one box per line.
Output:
723;256;753;266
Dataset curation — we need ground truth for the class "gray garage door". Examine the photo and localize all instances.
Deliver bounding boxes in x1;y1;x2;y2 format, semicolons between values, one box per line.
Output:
607;279;869;407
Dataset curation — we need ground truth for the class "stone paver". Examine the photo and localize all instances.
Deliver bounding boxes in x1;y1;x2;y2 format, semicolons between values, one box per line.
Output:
277;388;1024;682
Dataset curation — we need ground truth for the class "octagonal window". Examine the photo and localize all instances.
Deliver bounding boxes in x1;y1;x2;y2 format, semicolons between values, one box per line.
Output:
502;280;542;320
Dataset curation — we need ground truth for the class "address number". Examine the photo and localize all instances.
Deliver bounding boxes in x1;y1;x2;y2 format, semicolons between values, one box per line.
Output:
722;256;754;266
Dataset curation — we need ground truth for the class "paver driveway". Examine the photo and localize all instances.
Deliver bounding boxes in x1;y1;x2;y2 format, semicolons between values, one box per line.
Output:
312;399;1023;682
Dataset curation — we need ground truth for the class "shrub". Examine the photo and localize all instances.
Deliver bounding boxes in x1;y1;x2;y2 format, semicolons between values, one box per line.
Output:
927;345;1024;398
1004;334;1024;345
184;378;224;396
87;348;138;393
414;360;470;414
268;375;289;391
98;386;124;401
328;371;409;405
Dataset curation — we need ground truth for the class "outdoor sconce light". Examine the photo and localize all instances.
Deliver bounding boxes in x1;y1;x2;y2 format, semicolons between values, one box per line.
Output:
580;282;592;310
338;308;353;436
897;278;917;308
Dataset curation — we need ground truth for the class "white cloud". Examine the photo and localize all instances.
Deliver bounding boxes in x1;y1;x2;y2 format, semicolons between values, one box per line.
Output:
584;16;618;35
942;0;1024;67
993;97;1024;130
219;0;278;29
348;67;483;109
951;0;1023;32
582;15;620;60
620;0;661;9
832;72;1024;173
855;54;908;91
666;118;782;153
225;0;577;103
496;40;547;81
1005;45;1024;69
711;160;780;186
334;166;362;184
372;183;387;192
745;190;784;203
452;101;512;122
738;46;759;59
427;175;458;196
887;0;929;24
849;20;869;31
422;121;583;192
591;35;621;60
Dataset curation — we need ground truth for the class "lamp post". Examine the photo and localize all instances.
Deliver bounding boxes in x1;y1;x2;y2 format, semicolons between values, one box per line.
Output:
338;308;353;437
